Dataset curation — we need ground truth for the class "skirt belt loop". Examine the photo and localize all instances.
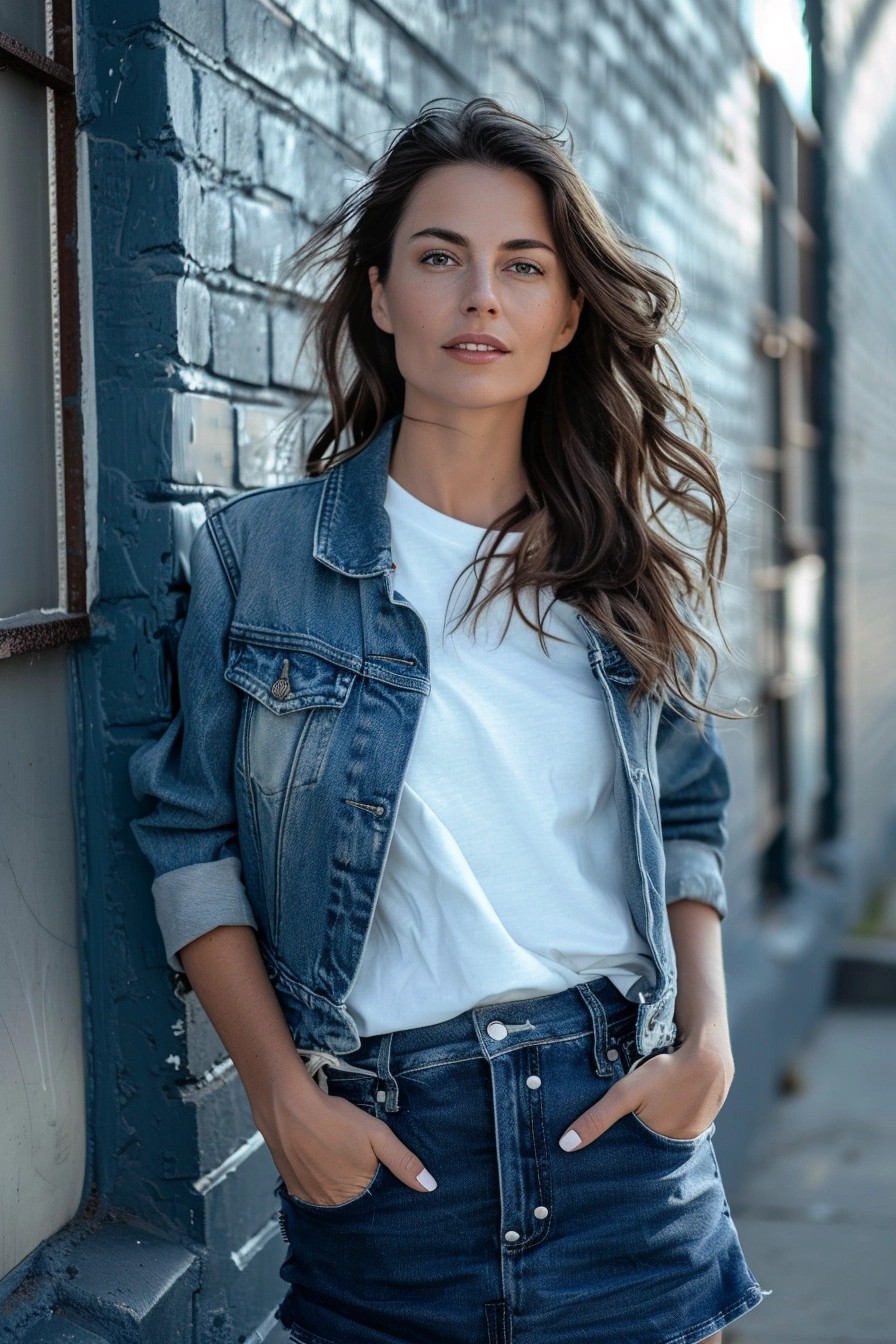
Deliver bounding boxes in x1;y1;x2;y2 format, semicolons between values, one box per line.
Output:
574;982;613;1078
376;1032;401;1112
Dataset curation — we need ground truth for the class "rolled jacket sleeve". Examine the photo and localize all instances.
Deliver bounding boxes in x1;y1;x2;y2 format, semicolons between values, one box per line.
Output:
128;517;256;971
655;661;731;919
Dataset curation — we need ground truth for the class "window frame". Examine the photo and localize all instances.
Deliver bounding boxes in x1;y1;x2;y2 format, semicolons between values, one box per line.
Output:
751;59;833;901
0;3;89;660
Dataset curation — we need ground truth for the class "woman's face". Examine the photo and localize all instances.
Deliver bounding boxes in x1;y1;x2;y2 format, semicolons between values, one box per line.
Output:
368;161;583;420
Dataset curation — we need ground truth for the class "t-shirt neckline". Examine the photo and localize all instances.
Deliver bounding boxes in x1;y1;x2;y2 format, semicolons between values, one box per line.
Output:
386;472;525;546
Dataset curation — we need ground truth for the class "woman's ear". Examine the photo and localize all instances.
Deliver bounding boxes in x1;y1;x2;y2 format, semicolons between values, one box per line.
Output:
552;286;584;353
368;265;394;335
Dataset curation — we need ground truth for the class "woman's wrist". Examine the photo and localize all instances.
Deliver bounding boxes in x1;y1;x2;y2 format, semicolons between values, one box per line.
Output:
674;1028;735;1099
248;1053;328;1134
675;1005;732;1054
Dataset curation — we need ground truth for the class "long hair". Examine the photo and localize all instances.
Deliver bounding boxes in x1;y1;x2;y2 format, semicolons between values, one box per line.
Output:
284;96;728;711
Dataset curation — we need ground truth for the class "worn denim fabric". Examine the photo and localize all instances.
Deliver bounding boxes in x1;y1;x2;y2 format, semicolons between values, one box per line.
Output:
274;976;764;1344
128;414;732;1060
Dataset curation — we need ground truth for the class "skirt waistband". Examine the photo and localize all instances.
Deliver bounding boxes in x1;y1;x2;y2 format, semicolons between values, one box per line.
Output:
327;976;640;1111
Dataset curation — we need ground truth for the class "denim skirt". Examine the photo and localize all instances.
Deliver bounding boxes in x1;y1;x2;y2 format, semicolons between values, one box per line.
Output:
275;976;764;1344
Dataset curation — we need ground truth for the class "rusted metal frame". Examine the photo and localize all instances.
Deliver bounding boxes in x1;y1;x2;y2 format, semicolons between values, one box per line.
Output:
0;5;89;649
52;0;88;617
0;613;91;660
0;29;74;92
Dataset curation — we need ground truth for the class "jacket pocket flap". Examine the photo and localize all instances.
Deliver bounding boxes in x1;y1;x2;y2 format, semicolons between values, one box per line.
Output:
224;637;355;713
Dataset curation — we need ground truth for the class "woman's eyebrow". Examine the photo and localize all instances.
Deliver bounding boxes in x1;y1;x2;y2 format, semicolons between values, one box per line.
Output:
407;227;556;255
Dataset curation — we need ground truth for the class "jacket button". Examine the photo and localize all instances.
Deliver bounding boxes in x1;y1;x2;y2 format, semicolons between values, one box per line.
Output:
525;1075;542;1089
504;1230;520;1243
534;1206;549;1219
271;657;291;699
606;1048;619;1062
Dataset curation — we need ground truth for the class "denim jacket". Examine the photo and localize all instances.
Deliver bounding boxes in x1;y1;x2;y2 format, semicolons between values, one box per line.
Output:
129;415;731;1060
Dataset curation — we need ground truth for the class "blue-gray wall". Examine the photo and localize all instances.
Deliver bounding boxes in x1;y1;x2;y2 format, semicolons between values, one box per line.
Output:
2;1;894;1340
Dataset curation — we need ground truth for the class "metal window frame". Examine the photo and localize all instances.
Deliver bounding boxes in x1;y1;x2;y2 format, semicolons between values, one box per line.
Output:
752;51;837;898
0;2;89;660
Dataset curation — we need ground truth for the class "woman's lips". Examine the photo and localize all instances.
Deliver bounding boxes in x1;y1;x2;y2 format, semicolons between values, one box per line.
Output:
442;345;509;364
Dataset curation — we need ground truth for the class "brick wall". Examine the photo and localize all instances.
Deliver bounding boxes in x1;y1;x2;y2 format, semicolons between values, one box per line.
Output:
826;0;896;897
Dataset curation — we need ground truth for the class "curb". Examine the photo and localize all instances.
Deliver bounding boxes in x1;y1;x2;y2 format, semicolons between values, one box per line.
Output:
832;936;896;1007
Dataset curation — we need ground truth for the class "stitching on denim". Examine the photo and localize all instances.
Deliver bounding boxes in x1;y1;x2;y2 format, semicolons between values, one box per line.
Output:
511;1042;552;1251
659;1284;766;1344
530;1043;552;1230
485;1301;510;1344
385;1050;484;1076
314;460;341;568
386;1029;593;1078
280;1163;382;1212
354;1011;636;1081
273;709;319;934
237;702;269;938
207;510;241;596
289;1324;339;1344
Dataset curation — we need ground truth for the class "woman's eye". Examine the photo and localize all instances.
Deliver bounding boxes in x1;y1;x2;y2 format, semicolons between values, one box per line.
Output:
420;250;454;267
508;260;544;276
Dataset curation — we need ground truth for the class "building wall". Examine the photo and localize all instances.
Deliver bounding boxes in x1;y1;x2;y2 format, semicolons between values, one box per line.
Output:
826;0;896;898
4;0;893;1340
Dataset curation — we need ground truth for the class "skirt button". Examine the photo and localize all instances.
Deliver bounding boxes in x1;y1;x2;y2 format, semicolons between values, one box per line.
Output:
504;1230;521;1243
534;1206;549;1219
606;1048;619;1062
525;1075;542;1089
486;1021;508;1041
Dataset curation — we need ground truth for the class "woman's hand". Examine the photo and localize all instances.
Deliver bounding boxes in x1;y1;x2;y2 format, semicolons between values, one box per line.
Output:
255;1066;438;1205
558;1036;734;1150
175;928;437;1205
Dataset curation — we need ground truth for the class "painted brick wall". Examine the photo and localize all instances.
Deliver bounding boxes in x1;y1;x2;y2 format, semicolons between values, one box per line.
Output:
40;1;876;1340
826;0;896;898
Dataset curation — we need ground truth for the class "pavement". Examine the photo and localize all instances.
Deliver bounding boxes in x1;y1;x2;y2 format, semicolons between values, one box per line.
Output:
725;1003;896;1344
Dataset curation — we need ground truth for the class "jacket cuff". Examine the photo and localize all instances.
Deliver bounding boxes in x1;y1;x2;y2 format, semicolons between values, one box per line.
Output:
663;839;728;918
152;855;257;972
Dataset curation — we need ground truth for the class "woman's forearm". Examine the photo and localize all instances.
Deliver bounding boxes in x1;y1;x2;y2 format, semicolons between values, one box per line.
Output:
178;924;320;1125
178;924;434;1203
667;898;731;1054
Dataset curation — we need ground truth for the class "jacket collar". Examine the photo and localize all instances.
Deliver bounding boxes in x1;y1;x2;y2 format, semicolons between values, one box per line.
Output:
312;415;402;577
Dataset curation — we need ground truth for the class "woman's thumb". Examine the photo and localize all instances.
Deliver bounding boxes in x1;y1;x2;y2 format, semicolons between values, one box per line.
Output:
372;1128;437;1192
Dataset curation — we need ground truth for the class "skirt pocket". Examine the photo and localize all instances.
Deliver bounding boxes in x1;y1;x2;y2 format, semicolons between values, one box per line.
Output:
625;1111;717;1147
275;1162;385;1213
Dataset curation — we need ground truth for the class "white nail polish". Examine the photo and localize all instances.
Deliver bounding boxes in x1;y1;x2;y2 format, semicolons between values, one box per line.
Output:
416;1167;437;1191
559;1130;582;1151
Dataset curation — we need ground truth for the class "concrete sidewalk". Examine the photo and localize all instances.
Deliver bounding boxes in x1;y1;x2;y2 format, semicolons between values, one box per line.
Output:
725;1004;896;1344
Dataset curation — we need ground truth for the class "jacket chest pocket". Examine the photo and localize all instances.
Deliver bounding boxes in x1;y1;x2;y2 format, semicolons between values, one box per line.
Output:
224;636;355;796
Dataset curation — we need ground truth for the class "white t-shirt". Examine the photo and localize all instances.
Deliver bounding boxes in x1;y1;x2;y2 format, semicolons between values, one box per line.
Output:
344;473;656;1036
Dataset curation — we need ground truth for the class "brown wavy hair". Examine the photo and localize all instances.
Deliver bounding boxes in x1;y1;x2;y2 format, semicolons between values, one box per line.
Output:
284;96;728;711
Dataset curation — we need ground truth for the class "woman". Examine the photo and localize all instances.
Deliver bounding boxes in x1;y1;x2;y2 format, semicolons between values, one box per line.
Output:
129;97;764;1343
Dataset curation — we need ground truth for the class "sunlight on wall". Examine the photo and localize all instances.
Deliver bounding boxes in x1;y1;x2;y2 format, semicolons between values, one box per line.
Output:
838;3;896;176
742;0;813;123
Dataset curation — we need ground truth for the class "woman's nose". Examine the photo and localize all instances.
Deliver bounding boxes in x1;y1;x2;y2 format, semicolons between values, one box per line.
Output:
461;263;499;315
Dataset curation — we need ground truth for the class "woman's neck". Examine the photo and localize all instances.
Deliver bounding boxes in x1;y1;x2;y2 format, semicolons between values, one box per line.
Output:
388;403;530;527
